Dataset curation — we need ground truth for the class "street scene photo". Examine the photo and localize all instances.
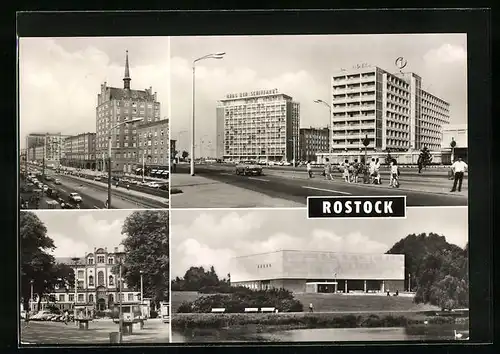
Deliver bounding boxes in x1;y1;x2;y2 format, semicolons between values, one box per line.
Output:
170;207;468;343
170;34;468;208
20;209;170;345
19;37;171;210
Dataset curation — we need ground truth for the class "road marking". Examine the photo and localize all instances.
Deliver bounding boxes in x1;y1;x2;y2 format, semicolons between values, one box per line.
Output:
221;172;234;176
302;186;352;195
248;177;270;182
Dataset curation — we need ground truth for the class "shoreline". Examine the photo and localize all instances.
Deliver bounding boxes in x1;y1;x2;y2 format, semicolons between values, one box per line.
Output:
172;312;460;331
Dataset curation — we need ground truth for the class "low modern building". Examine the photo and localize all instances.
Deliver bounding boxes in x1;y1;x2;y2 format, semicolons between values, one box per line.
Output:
441;123;468;163
299;127;329;162
230;250;405;294
29;246;140;313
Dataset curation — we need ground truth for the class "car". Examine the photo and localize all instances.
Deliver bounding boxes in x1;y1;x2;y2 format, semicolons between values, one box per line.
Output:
54;179;62;185
42;185;49;192
235;161;263;176
94;176;102;181
45;175;53;181
147;182;161;188
69;192;82;203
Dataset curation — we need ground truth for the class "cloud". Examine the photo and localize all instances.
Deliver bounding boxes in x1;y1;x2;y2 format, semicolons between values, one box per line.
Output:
19;37;170;148
171;212;389;278
423;43;467;64
48;232;92;258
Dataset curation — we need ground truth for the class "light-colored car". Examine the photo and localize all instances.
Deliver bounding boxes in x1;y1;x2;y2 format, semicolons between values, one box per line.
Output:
54;179;61;185
69;192;83;203
31;310;54;321
147;182;161;188
235;161;263;176
42;185;49;192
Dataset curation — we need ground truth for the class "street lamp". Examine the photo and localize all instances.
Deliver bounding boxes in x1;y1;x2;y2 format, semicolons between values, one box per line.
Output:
139;270;144;307
30;279;34;313
106;117;143;209
118;261;124;339
71;257;80;324
314;99;332;154
191;52;226;176
142;133;152;183
408;273;411;292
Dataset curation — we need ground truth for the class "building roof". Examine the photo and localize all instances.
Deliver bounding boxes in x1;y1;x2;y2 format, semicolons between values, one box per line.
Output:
108;87;153;101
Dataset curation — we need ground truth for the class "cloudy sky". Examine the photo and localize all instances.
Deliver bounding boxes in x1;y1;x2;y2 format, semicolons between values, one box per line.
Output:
171;207;468;278
19;37;171;148
30;210;133;258
170;34;467;156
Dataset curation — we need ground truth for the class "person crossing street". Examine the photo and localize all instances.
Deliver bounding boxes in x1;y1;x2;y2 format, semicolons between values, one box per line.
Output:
450;157;468;192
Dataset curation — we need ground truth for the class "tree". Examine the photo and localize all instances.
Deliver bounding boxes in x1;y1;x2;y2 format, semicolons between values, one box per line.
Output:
181;151;189;159
119;210;169;308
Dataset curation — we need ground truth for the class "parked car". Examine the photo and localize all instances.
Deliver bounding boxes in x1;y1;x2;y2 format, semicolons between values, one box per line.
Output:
69;192;82;203
54;178;62;185
94;176;102;181
42;185;49;192
235;161;263;176
147;182;161;188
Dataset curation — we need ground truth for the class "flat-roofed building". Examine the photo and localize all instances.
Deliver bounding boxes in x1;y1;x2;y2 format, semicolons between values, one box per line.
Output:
230;250;405;294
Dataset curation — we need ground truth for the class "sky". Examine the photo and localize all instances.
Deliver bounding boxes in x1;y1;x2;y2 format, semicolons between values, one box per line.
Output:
30;210;133;258
19;37;171;149
170;34;467;156
171;207;468;278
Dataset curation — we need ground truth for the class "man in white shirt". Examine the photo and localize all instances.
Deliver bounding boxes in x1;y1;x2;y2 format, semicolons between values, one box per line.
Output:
450;157;468;192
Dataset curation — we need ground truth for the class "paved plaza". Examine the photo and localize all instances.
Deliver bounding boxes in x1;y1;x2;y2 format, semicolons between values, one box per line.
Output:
20;319;170;345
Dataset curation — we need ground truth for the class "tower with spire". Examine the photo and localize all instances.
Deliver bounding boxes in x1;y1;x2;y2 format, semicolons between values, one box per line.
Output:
123;50;131;90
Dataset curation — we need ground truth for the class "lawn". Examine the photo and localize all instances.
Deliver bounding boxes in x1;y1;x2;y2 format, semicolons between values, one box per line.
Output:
171;291;439;314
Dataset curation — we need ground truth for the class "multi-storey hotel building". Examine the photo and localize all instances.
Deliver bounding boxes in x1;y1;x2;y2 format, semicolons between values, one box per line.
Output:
216;89;300;162
299;127;329;162
62;132;96;169
30;246;140;313
330;65;450;154
230;250;405;294
96;51;161;174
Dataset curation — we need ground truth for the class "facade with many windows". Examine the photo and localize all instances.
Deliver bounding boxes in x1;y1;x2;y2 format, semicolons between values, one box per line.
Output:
299;127;329;162
26;133;70;165
31;246;140;313
330;65;450;154
216;89;300;162
136;118;169;178
62;133;96;169
95;51;161;174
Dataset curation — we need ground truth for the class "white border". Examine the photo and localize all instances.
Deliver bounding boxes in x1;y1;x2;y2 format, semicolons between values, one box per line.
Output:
306;195;407;220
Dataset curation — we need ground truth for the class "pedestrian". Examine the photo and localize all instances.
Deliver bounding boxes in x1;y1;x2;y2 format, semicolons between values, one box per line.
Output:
126;184;130;191
342;160;350;183
374;158;381;184
348;161;355;183
306;160;313;178
369;158;376;183
450;157;468;192
172;158;177;173
353;159;360;183
389;159;400;188
24;309;30;328
324;158;333;180
63;309;69;325
309;303;314;313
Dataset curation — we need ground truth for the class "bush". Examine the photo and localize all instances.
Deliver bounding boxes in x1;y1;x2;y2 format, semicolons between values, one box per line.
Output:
177;301;194;313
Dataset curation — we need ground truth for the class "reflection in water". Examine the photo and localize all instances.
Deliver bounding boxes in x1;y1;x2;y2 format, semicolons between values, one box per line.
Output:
172;324;469;343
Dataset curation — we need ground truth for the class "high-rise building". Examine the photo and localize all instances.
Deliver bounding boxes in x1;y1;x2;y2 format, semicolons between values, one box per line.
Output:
216;89;300;162
136;118;169;179
62;133;97;169
96;51;161;174
31;246;140;313
299;127;329;162
330;65;450;154
25;133;71;164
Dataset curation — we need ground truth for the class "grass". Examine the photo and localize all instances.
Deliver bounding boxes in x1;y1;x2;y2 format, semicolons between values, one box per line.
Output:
171;291;438;314
171;312;454;331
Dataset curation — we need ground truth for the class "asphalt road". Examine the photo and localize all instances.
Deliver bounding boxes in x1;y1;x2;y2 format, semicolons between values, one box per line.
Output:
27;175;165;209
175;164;467;207
20;319;170;345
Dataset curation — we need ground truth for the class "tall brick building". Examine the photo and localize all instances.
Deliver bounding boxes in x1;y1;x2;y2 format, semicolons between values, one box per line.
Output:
95;51;161;174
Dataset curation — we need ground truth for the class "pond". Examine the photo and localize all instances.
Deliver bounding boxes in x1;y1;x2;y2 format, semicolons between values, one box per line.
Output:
172;323;469;343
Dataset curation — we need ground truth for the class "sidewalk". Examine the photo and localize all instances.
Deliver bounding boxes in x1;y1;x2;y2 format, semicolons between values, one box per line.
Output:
65;175;169;205
171;174;303;208
264;169;468;197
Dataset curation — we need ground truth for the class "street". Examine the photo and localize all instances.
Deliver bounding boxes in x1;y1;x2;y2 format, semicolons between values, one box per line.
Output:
173;163;467;207
20;319;170;345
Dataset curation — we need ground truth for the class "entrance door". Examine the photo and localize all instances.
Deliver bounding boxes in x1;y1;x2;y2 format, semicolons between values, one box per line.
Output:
96;298;106;311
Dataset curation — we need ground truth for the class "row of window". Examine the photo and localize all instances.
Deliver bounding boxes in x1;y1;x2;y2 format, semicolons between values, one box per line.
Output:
57;292;136;303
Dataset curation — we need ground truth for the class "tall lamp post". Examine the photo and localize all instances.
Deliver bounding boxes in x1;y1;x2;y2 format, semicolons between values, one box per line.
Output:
142;133;152;182
30;279;34;313
408;273;411;292
191;52;226;176
118;261;123;340
106;118;143;209
314;99;332;154
71;257;80;323
450;138;456;164
139;270;144;312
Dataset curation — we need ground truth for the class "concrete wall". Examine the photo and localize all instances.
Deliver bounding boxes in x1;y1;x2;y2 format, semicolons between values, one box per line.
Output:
230;251;284;283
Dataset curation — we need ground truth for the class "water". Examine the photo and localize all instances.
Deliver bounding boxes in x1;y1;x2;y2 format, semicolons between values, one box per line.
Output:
172;324;468;343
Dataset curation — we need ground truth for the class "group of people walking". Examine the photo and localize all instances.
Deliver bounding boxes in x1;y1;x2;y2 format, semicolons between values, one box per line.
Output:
306;158;401;188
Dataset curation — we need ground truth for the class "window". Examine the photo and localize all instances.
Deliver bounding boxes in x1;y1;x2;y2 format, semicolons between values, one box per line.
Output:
97;256;105;263
78;294;84;302
128;294;134;301
120;294;125;301
89;294;94;303
88;258;94;265
59;294;65;302
108;257;114;265
77;270;84;279
97;271;104;286
88;275;94;286
109;275;114;286
77;280;84;288
69;294;74;302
